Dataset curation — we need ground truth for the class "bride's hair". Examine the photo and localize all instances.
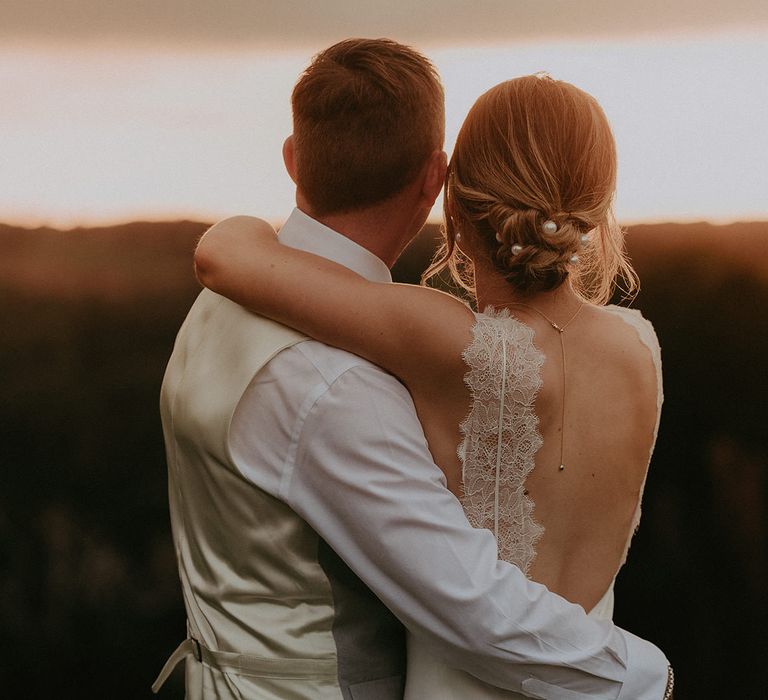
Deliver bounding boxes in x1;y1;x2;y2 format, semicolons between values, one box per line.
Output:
424;74;637;304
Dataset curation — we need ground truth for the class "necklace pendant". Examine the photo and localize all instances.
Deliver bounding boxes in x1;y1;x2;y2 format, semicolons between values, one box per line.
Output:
558;464;565;472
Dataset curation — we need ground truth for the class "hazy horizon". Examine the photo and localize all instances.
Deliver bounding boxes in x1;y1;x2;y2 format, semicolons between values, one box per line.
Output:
3;3;767;228
3;213;768;234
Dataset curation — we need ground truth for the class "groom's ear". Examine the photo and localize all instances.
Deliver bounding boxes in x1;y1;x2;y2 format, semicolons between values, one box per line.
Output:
283;136;298;184
420;150;448;207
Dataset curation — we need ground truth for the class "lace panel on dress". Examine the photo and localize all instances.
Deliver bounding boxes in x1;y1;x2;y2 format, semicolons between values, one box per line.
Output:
458;307;545;574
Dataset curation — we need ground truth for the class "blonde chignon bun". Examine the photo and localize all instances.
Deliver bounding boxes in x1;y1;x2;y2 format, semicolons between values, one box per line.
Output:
486;202;590;294
426;74;637;304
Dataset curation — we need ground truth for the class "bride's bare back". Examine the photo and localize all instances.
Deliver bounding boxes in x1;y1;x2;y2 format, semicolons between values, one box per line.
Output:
195;218;662;615
528;305;659;609
407;302;661;613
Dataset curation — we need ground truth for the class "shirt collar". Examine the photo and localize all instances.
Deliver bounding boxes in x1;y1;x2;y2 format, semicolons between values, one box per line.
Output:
277;208;392;284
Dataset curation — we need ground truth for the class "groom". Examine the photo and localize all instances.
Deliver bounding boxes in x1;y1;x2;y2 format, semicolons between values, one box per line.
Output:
155;38;671;699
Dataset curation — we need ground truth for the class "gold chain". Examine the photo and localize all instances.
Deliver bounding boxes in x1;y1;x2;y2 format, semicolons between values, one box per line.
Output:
508;302;584;472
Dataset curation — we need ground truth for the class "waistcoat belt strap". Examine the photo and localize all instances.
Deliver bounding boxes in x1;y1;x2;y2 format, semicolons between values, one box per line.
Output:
151;638;338;693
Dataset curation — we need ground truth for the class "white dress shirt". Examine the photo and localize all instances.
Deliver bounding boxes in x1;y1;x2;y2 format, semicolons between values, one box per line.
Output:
228;208;669;699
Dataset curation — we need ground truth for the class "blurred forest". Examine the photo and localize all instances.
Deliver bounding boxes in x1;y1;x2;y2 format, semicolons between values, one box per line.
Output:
1;219;767;698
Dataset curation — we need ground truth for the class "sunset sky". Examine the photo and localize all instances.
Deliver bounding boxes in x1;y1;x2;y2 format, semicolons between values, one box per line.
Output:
2;1;767;227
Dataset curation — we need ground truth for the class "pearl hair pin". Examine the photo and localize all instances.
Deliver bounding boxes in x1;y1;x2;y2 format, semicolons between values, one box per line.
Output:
579;233;589;246
542;220;558;235
569;254;579;264
455;232;461;243
495;232;503;242
511;244;523;255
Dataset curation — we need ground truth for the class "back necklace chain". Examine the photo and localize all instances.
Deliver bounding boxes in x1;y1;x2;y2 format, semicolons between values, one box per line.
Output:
508;301;584;472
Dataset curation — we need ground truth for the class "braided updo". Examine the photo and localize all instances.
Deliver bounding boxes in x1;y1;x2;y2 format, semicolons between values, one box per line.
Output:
425;74;637;304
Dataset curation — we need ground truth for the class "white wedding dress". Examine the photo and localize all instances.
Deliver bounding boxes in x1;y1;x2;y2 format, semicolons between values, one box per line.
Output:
404;305;663;699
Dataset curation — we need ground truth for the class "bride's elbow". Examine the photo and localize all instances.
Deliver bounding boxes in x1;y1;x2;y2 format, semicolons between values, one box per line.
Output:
194;215;272;287
194;216;277;291
193;234;221;288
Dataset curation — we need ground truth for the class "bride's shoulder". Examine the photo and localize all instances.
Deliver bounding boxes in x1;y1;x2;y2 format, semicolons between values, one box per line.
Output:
600;303;654;325
380;284;477;387
391;283;477;334
597;304;661;354
588;305;662;396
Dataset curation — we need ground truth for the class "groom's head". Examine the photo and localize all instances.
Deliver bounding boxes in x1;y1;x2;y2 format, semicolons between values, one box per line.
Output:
286;38;445;217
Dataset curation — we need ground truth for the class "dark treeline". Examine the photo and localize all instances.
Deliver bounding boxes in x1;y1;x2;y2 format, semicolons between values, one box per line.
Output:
1;221;766;698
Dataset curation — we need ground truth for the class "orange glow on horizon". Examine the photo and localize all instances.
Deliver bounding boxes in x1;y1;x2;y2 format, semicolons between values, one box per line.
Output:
2;34;767;228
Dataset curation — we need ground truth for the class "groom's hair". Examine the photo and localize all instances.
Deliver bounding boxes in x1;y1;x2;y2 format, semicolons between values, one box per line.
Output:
291;38;445;216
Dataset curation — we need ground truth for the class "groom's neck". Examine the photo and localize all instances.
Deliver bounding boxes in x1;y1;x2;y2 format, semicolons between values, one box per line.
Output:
298;196;420;269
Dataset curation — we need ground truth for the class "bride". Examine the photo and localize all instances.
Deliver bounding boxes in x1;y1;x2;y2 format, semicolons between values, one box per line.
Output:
194;74;665;699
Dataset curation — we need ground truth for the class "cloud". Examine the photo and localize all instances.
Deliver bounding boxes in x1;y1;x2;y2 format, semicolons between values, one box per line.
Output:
3;0;768;47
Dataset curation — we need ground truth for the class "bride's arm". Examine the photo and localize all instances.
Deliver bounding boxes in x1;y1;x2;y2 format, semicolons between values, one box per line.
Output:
194;216;475;389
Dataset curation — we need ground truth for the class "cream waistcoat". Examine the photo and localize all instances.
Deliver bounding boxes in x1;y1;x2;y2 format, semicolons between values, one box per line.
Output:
157;289;405;699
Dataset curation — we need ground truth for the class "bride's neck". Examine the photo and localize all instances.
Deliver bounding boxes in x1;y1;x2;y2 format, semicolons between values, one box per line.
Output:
474;260;581;317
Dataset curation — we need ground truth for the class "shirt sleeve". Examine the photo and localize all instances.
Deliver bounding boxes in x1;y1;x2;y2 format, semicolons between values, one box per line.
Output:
280;363;669;700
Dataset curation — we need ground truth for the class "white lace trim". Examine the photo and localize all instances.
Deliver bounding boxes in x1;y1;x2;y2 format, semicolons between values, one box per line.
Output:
458;306;545;574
